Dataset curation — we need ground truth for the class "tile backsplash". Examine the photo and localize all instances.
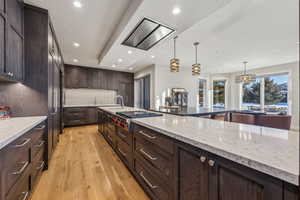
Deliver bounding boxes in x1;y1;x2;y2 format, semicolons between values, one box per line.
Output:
64;89;117;105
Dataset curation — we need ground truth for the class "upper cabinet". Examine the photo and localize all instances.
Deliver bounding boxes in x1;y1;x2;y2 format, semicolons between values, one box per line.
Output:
0;0;24;82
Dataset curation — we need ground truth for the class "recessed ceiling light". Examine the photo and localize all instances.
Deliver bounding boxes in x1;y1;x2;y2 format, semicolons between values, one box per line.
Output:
73;1;82;8
73;59;78;62
73;42;80;47
118;58;123;63
128;50;132;54
172;7;181;15
112;64;116;68
151;55;155;58
129;67;133;70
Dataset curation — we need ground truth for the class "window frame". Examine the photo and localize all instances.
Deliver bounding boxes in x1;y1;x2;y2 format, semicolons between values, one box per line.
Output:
212;79;228;109
240;72;291;114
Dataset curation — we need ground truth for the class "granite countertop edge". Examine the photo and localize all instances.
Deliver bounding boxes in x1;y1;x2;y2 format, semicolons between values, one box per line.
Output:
131;119;299;186
0;116;47;150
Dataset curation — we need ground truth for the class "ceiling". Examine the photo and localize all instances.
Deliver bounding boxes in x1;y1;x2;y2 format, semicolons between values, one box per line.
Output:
25;0;299;74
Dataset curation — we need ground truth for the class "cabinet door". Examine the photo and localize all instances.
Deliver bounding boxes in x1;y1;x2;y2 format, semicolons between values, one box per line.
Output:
7;0;23;34
0;15;4;74
179;148;209;200
209;156;283;200
0;0;4;13
6;25;23;81
48;24;54;53
48;115;53;160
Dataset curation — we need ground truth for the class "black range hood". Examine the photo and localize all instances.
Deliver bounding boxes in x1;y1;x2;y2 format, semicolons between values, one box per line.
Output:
121;17;175;51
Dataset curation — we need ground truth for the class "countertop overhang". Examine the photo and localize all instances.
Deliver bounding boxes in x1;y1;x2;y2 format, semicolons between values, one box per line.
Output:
0;116;47;150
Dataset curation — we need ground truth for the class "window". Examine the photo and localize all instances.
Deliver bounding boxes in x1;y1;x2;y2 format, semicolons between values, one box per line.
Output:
264;74;288;113
242;73;289;114
242;78;261;111
198;79;206;107
213;80;226;109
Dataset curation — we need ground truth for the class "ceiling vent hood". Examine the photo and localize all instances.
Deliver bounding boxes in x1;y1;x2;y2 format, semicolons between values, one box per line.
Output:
122;18;175;51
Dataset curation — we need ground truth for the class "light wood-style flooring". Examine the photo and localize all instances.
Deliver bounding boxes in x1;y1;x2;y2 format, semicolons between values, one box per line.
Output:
30;125;149;200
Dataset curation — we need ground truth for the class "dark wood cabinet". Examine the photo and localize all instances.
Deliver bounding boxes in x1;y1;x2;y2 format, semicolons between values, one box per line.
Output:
0;15;4;74
64;65;134;106
24;4;63;166
178;144;288;200
6;26;23;81
64;107;98;126
0;120;46;200
0;0;24;82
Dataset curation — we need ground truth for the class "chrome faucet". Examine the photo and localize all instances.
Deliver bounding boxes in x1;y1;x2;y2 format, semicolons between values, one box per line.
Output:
116;95;124;108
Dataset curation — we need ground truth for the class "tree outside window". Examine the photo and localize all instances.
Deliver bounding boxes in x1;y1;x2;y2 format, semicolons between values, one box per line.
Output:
213;80;226;109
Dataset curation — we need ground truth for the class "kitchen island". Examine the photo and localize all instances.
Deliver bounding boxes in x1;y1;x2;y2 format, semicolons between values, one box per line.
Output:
97;106;299;200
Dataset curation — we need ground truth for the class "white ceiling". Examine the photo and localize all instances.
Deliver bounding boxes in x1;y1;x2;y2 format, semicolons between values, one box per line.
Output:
24;0;136;68
25;0;299;74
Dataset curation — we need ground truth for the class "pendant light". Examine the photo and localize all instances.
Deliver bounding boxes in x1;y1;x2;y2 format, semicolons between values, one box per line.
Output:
236;61;256;83
170;36;179;72
192;42;201;75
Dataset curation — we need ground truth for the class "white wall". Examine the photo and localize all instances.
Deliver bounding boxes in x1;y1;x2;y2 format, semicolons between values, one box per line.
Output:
154;65;210;109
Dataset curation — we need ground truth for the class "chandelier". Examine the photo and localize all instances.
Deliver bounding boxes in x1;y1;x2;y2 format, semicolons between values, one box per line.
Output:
236;61;256;83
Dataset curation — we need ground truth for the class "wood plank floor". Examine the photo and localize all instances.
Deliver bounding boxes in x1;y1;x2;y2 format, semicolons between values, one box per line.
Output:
30;125;149;200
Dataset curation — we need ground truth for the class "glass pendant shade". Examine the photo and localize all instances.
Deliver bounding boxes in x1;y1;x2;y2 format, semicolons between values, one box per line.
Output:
236;61;256;83
170;36;179;72
192;42;201;75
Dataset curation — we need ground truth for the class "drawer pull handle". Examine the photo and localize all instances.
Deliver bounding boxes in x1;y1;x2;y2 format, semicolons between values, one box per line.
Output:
117;148;126;157
119;132;127;138
107;135;113;142
36;161;45;170
35;125;46;130
11;161;29;175
12;138;31;148
140;171;158;189
208;160;215;167
140;149;157;161
21;191;29;200
35;140;45;148
200;156;206;163
138;131;156;140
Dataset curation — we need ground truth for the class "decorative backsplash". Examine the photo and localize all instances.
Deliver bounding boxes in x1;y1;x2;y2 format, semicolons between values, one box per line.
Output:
64;89;117;106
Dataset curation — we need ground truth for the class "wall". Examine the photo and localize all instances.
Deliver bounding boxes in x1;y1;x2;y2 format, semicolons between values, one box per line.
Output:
134;64;156;109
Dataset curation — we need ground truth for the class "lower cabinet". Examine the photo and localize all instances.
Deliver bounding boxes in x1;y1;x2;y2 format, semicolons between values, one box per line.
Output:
178;145;297;200
0;120;47;200
64;107;98;127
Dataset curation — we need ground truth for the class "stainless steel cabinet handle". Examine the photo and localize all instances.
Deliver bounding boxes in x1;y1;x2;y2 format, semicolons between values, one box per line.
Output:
118;132;126;138
35;140;45;148
200;156;206;163
36;161;45;170
140;149;157;161
107;135;113;142
117;148;126;157
35;125;46;130
21;191;29;200
208;160;215;167
138;130;156;139
12;138;31;148
139;171;158;189
11;161;29;175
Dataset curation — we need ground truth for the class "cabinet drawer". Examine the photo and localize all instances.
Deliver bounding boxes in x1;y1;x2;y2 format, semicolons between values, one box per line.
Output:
6;170;30;200
134;138;173;184
2;135;31;195
106;127;115;147
116;137;132;168
134;124;174;154
31;124;45;158
31;149;45;187
65;112;85;120
134;159;171;200
116;126;132;145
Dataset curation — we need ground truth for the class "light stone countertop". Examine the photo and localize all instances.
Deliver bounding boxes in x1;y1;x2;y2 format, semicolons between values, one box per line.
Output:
98;106;146;114
64;104;120;108
97;106;299;185
0;116;47;150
